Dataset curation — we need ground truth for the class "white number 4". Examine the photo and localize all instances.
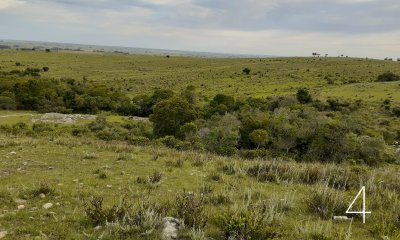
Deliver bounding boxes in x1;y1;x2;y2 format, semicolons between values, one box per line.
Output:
346;186;371;223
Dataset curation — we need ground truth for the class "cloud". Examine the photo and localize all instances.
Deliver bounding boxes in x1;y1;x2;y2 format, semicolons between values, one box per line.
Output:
0;0;399;58
0;0;25;9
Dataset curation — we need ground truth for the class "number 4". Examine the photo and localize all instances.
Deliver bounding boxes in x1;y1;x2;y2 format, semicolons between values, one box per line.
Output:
346;186;371;223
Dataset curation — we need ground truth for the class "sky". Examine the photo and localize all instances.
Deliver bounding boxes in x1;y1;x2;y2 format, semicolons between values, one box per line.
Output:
0;0;399;58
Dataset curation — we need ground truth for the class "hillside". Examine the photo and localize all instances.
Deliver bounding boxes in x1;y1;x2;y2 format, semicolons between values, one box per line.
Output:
0;50;400;239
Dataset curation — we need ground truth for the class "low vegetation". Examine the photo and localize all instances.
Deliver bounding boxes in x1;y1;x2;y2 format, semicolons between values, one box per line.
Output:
0;50;399;239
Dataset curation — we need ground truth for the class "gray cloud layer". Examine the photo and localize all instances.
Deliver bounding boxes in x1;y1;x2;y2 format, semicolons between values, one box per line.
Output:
0;0;399;58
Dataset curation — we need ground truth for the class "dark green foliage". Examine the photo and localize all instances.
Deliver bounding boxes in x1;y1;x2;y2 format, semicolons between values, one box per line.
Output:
307;122;348;163
296;88;312;104
206;94;236;116
0;75;131;114
393;107;400;117
131;89;174;117
150;97;197;137
42;66;49;72
242;68;251;75
376;72;400;82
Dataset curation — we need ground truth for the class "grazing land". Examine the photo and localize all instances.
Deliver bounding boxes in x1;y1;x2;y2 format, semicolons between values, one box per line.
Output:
0;49;400;239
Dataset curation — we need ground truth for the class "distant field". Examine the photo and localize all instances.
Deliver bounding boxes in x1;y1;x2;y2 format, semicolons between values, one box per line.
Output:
0;50;399;103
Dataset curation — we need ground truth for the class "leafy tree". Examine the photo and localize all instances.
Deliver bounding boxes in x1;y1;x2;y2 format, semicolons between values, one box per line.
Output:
296;88;312;104
249;129;269;149
206;94;236;117
150;97;197;137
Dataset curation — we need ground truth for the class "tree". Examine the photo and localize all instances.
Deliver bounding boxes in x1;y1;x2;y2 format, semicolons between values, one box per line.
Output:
296;88;312;104
242;68;251;75
150;97;197;137
249;129;269;149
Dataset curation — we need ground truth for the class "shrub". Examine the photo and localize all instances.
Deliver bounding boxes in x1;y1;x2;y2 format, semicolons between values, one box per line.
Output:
217;201;282;239
376;72;400;82
242;68;251;75
150;97;197;137
83;196;163;237
175;191;207;228
306;184;347;219
0;96;17;110
392;107;400;117
148;171;162;184
32;123;54;133
296;88;313;104
31;183;55;198
42;66;49;72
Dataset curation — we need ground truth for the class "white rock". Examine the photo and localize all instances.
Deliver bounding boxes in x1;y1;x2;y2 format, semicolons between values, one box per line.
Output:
15;198;27;204
42;203;53;209
0;231;7;239
39;193;46;199
106;185;112;188
9;151;16;155
17;205;25;210
94;226;102;231
72;179;79;183
333;216;351;221
162;217;180;240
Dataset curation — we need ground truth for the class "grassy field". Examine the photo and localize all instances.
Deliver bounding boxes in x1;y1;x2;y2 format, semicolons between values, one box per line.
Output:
1;133;399;239
1;50;400;239
0;50;399;103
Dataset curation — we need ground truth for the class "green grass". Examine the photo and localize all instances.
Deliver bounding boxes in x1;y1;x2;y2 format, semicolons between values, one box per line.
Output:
0;133;399;239
1;50;399;103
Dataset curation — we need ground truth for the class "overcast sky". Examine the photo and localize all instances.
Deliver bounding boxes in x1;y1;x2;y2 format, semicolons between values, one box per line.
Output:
0;0;399;58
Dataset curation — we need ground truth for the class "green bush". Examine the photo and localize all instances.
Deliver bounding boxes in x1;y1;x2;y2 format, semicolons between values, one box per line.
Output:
150;97;197;137
296;88;313;104
376;72;400;82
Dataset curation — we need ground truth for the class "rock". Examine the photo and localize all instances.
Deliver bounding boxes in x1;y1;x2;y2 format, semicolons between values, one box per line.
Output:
72;179;79;183
39;193;46;199
162;217;180;240
17;205;25;210
106;185;112;188
48;167;54;170
15;198;27;204
333;216;351;221
0;231;7;239
42;203;53;209
94;226;102;231
9;151;16;155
